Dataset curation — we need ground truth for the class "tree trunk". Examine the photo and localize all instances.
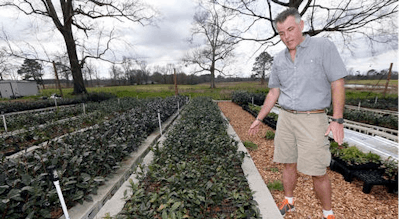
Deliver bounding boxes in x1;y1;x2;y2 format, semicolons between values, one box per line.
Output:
210;61;216;89
63;30;87;95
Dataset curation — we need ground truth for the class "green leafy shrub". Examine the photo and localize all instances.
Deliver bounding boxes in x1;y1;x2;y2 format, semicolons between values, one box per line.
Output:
265;130;275;140
243;140;258;151
119;97;260;218
381;157;398;181
267;180;284;191
0;96;187;219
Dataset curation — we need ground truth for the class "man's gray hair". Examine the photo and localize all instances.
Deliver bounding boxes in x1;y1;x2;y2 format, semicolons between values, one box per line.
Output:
273;8;302;30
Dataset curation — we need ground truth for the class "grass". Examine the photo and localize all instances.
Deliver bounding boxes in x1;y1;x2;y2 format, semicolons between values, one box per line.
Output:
27;79;398;101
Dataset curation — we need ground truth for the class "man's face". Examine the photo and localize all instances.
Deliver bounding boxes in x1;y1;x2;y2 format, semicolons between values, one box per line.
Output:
276;15;304;51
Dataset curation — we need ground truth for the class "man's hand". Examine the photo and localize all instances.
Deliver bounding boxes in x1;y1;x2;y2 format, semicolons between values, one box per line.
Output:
325;122;344;145
248;120;261;135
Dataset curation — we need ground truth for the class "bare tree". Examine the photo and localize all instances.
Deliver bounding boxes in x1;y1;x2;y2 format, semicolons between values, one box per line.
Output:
213;0;398;52
1;0;158;94
136;60;149;84
184;2;238;89
0;50;11;80
109;64;123;85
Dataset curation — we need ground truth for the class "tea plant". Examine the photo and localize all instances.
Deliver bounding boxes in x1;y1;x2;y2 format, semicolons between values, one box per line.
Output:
265;130;275;140
0;96;187;219
118;97;260;219
267;180;284;191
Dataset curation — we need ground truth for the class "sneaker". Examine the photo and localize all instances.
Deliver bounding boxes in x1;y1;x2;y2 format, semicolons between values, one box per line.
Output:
323;216;335;219
277;199;295;216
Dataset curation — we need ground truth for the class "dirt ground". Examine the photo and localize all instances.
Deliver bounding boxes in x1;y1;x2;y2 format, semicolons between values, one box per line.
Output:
218;101;398;219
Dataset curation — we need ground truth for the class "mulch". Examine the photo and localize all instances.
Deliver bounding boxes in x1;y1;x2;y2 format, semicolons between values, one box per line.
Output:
218;101;398;219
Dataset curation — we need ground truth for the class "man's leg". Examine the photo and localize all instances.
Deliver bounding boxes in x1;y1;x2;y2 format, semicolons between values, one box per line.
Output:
312;173;332;211
283;163;298;196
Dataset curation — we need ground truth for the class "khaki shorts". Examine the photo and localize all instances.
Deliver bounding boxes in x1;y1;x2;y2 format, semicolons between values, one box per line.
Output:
273;109;331;176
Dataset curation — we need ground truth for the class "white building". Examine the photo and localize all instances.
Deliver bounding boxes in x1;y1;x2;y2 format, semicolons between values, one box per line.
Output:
0;80;38;98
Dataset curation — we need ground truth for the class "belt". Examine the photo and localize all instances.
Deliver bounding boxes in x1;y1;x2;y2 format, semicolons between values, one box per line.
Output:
282;108;326;114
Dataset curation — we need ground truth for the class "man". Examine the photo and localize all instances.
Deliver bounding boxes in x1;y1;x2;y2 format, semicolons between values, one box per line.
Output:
248;8;347;219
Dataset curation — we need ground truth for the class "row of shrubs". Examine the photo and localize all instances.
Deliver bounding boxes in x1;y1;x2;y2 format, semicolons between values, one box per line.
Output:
0;96;186;219
115;97;261;218
232;90;398;130
0;92;117;114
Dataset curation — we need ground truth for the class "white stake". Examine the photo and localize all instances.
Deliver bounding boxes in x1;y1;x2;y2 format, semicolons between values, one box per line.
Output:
2;115;7;132
49;167;70;219
358;101;361;110
178;101;180;113
82;103;86;115
252;97;254;105
54;180;70;219
55;98;58;108
158;111;162;135
375;96;378;104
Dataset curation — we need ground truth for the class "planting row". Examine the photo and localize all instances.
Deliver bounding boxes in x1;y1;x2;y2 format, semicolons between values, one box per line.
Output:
231;90;398;111
241;102;398;194
0;96;186;219
115;97;261;219
0;92;117;114
0;97;186;156
232;90;398;130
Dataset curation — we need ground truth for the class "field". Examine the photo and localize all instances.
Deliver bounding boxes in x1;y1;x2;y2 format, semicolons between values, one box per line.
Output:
37;80;398;100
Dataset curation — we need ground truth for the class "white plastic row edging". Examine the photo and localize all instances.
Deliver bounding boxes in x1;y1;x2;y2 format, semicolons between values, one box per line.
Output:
345;105;398;116
94;101;283;219
1;112;96;139
2;103;77;116
58;106;184;219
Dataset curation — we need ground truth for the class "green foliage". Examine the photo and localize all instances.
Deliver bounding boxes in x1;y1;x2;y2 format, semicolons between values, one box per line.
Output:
264;130;275;140
329;142;381;165
267;180;284;191
243;140;258;151
118;97;261;218
0;96;187;219
268;167;279;173
381;157;398;180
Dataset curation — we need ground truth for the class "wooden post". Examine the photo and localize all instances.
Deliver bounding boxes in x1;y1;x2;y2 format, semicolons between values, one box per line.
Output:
52;61;63;98
383;63;393;97
174;68;178;96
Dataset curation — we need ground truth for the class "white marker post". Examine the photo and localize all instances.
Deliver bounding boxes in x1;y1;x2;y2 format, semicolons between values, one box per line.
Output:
48;166;70;219
158;110;162;135
82;103;86;115
2;114;7;133
178;101;180;113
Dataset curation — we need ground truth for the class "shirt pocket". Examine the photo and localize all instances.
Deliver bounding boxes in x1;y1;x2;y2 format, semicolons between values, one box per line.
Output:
303;57;323;78
276;68;291;85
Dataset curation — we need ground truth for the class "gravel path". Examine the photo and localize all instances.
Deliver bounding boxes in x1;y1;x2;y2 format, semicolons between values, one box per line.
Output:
218;101;398;219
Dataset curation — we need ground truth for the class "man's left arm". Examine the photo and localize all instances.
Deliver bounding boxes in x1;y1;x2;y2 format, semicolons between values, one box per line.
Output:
325;78;345;145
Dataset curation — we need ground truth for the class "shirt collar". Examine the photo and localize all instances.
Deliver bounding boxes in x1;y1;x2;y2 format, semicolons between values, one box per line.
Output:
298;34;310;48
284;34;310;56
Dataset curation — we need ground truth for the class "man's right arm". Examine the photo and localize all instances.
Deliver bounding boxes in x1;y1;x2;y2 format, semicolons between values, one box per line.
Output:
248;87;280;135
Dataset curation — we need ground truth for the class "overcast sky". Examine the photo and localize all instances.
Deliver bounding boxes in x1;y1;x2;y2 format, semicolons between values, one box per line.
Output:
0;0;398;79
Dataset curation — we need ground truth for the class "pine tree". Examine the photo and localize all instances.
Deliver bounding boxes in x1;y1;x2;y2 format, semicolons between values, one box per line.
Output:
251;52;273;85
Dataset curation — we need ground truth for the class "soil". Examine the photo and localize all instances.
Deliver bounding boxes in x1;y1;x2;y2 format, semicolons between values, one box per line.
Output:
218;101;398;219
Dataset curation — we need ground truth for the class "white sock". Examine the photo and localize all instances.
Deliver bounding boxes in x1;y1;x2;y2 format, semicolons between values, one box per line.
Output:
285;196;294;204
323;209;334;217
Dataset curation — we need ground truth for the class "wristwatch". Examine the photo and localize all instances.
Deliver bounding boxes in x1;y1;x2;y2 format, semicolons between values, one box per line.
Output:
331;118;344;124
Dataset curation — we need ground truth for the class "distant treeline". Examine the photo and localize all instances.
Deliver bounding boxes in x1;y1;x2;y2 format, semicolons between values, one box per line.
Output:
43;73;254;88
